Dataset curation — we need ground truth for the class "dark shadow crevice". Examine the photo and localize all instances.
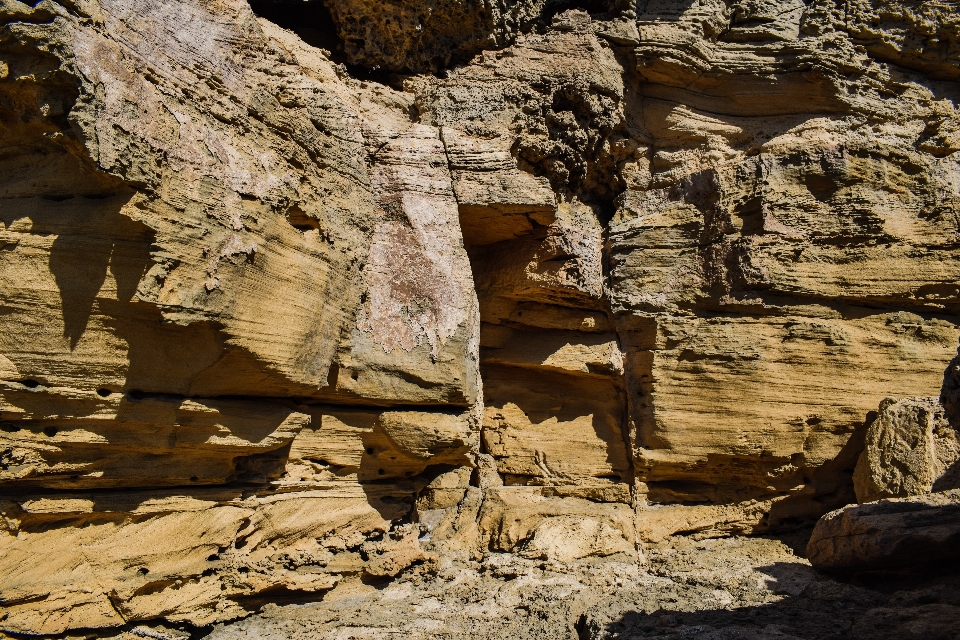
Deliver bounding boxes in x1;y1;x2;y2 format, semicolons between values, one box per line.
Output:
250;0;629;78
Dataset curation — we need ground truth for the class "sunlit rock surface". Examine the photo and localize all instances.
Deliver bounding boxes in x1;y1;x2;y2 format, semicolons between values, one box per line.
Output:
1;0;958;633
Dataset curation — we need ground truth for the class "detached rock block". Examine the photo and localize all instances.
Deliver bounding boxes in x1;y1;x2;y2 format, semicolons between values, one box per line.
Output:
853;397;960;503
477;487;637;562
807;489;960;575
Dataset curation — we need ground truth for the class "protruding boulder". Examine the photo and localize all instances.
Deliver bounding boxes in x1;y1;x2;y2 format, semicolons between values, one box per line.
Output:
853;396;960;503
807;489;960;575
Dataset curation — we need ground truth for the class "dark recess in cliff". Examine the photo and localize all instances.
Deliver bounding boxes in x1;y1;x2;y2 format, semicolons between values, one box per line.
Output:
248;0;344;59
250;0;626;75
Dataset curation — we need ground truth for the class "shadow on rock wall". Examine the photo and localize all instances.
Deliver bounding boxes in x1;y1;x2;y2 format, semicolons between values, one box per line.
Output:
45;192;152;348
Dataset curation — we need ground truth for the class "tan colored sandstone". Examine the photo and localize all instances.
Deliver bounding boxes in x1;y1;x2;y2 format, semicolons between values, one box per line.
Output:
1;0;959;634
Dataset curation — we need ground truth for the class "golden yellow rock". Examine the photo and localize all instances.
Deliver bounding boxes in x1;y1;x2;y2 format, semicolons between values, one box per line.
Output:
2;0;960;634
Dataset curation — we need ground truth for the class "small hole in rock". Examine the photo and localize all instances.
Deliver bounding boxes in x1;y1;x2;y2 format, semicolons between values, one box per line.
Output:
0;422;20;433
96;388;112;398
365;447;375;455
137;567;149;575
190;476;199;482
201;568;215;577
20;379;39;388
378;468;385;475
207;554;220;562
43;426;58;437
285;205;326;233
351;371;360;381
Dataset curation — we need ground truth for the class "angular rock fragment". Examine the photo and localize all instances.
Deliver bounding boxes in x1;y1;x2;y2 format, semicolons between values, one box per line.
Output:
478;486;637;561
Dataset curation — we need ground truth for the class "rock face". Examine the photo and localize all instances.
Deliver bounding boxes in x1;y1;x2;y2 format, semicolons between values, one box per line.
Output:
0;1;479;632
613;0;960;537
323;0;627;73
1;0;959;634
808;489;960;574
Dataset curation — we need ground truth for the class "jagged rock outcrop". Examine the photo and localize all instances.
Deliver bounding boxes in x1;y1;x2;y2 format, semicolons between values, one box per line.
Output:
1;0;959;635
324;0;628;73
0;0;479;632
611;0;960;539
412;15;635;508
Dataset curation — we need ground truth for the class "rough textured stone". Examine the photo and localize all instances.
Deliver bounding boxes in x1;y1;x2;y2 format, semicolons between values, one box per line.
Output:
942;348;960;425
807;489;960;574
610;0;960;516
2;0;960;635
0;485;415;634
0;0;479;630
853;396;960;503
204;536;960;640
322;0;624;73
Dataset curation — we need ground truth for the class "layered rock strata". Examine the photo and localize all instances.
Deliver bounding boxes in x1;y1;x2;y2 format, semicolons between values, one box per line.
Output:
613;0;960;538
0;0;958;634
0;1;478;632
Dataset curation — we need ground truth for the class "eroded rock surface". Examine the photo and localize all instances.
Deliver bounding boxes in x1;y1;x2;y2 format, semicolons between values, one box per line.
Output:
853;396;960;502
1;0;959;635
614;0;960;539
0;0;479;631
808;489;960;575
205;536;960;640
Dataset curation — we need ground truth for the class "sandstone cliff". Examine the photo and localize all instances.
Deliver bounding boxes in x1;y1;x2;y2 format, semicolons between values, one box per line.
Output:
0;0;958;634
